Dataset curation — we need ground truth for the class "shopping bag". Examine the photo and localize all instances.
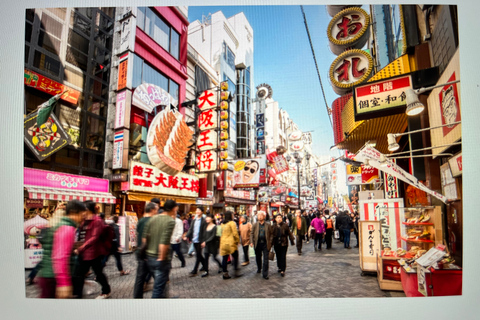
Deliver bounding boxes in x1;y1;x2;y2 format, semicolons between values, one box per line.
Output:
334;230;340;239
249;245;255;257
268;249;275;261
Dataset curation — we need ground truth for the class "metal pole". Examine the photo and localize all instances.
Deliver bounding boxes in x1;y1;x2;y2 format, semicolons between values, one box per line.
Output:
297;160;301;210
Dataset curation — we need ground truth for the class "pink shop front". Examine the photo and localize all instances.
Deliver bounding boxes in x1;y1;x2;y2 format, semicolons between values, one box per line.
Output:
23;167;116;269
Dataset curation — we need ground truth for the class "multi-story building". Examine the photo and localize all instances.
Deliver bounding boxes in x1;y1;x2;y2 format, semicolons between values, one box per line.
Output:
188;11;254;159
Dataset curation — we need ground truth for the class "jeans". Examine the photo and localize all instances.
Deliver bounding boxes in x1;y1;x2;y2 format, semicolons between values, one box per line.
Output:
242;245;250;262
295;234;304;253
188;243;195;255
73;256;111;298
314;233;324;250
343;229;351;248
192;242;206;273
28;262;40;280
325;229;333;249
274;244;288;272
171;243;185;266
133;256;150;298
255;242;269;278
204;251;222;273
102;250;123;271
222;250;239;273
147;257;171;298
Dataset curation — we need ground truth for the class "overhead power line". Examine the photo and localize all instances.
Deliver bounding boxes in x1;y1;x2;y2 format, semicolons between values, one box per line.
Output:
300;5;333;128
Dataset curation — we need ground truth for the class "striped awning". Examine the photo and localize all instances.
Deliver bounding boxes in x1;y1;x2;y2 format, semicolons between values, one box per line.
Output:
24;185;116;204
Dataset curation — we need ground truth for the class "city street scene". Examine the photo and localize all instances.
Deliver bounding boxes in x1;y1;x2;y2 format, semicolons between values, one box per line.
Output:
23;4;462;299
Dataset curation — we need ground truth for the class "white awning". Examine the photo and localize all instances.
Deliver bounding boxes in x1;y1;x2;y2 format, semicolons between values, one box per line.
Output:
24;185;116;204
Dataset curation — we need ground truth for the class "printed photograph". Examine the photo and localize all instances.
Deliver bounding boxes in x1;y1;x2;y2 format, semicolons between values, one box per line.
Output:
23;4;462;299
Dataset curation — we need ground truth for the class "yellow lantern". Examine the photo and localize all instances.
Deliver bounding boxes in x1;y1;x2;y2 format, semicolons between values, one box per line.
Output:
220;151;228;159
220;121;228;129
220;111;228;119
220;81;228;91
220;101;229;110
220;141;228;149
219;161;228;170
220;131;229;140
221;92;230;101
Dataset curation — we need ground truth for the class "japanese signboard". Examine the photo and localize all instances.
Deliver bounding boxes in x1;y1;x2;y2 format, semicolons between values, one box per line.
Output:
266;150;289;175
417;266;428;296
440;162;458;201
353;74;412;121
197;90;218;111
231;158;266;189
384;159;399;199
129;161;199;197
115;90;132;129
359;221;381;272
327;7;370;56
346;164;362;185
448;152;462;178
359;199;404;251
24;112;71;161
196;150;218;173
427;49;461;157
113;130;129;170
132;83;172;113
117;53;129;91
356;146;447;203
24;69;80;105
198;109;218;131
329;49;373;96
117;12;136;54
361;165;379;184
146;109;193;176
301;186;314;199
301;132;312;145
224;188;255;200
197;129;218;151
288;130;302;141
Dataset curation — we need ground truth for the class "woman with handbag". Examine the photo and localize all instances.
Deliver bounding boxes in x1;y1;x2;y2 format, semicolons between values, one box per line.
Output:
219;211;242;279
272;214;295;277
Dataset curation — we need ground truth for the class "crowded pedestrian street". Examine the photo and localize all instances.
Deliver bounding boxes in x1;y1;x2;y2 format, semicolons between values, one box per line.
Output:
26;237;404;299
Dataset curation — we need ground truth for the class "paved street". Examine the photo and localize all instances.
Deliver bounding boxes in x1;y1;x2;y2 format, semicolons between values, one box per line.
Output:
25;235;405;299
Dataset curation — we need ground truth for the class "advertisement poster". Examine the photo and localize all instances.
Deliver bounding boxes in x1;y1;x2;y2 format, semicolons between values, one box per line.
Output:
417;266;427;296
359;221;381;271
346;164;362;185
232;158;265;188
117;216;127;251
24;112;71;162
361;165;379;184
126;212;138;252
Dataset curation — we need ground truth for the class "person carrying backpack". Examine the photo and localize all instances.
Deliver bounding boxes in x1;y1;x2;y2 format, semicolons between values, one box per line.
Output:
324;210;334;250
102;215;130;276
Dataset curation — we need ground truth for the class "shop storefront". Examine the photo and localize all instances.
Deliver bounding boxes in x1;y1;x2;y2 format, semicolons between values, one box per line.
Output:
224;188;256;217
23;167;116;268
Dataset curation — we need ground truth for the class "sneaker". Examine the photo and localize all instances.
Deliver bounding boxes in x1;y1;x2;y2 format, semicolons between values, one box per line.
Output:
263;275;269;280
201;272;209;278
280;271;285;277
95;293;111;299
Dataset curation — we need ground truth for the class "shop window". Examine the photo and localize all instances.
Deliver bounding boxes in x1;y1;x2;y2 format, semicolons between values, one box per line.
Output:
40;13;62;39
96;11;112;31
25;20;32;42
38;30;61;55
71;11;91;36
25;88;48;114
100;7;115;19
46;8;66;20
33;50;61;77
169;80;179;101
83;151;104;170
137;7;146;30
88;78;109;99
74;7;93;20
143;62;168;90
153;16;169;50
54;147;80;167
87;96;107;117
25;45;29;64
85;116;105;151
170;29;180;60
64;65;85;89
225;44;235;70
68;29;89;55
66;46;87;70
26;9;35;22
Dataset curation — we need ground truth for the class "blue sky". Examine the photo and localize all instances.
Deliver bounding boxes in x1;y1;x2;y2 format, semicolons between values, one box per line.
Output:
188;5;344;158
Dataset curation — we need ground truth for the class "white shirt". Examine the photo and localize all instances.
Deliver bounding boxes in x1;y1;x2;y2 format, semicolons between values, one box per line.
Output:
170;218;184;244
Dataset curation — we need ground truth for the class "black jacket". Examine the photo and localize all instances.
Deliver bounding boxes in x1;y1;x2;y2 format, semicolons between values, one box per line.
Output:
336;213;351;230
186;216;207;243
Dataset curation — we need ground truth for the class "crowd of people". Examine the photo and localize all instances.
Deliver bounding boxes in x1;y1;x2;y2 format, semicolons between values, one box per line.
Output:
29;198;360;299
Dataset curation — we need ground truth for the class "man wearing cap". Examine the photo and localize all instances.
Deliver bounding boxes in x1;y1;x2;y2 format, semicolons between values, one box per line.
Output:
142;200;176;298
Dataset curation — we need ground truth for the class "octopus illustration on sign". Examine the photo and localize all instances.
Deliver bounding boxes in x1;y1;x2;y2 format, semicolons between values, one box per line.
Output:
132;83;171;113
147;109;193;175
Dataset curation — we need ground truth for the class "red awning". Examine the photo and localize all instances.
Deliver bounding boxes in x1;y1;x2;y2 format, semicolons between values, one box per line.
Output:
24;185;116;204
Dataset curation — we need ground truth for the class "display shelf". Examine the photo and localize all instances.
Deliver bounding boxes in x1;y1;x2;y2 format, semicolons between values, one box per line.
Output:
402;222;434;226
401;237;434;243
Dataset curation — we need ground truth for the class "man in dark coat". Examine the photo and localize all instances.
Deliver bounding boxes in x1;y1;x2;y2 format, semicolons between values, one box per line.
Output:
290;209;307;255
185;207;207;276
250;211;273;280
